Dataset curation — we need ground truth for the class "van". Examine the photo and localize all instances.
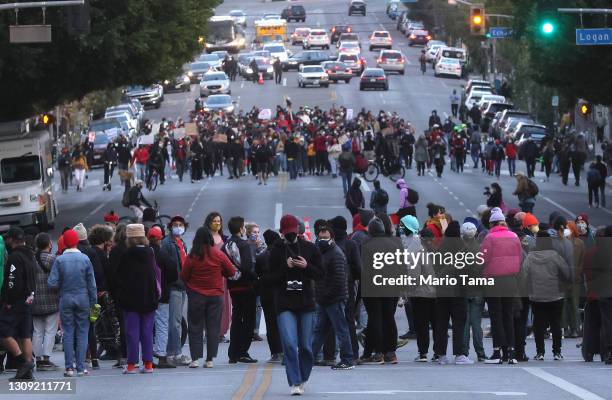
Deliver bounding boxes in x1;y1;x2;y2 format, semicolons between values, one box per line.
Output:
0;120;57;231
435;47;467;66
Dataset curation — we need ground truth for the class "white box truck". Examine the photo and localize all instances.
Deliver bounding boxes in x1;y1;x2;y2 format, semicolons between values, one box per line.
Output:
0;120;58;231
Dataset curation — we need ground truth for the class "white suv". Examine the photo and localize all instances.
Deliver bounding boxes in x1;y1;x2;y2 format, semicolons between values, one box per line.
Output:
304;29;331;49
369;31;392;51
298;65;329;88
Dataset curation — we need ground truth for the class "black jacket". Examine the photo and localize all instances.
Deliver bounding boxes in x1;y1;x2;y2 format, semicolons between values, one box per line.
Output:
315;243;348;306
285;141;300;159
1;245;36;308
151;244;178;303
78;243;106;293
267;238;324;313
334;231;361;300
115;246;158;313
225;235;257;291
90;246;109;292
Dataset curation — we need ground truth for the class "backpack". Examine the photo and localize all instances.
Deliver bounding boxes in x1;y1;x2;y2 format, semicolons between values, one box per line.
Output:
222;238;242;269
377;189;389;206
527;179;539;197
407;188;419;205
121;188;130;207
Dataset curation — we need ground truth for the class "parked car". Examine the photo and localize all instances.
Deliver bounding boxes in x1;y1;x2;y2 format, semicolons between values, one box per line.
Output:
434;57;462;79
359;68;388;91
465;89;493;108
338;53;365;75
238;53;254;77
199;71;231;97
515;124;548;146
186;62;213;83
229;10;247;27
162;73;191;93
376;49;405;75
435;47;468;67
298;65;330;88
124;85;164;109
303;29;331;49
291;27;311;45
263;43;292;64
202;94;236;114
481;102;514;132
466;79;493;93
407;29;432;46
281;5;306;22
321;61;353;83
348;0;367;16
284;50;333;70
477;94;506;108
369;31;392;50
330;25;352;43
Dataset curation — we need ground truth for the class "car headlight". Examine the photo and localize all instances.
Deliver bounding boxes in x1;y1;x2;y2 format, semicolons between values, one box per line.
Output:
203;107;210;112
246;67;253;73
267;66;273;73
289;60;297;64
46;167;53;177
163;79;170;85
187;71;193;77
224;106;234;112
183;76;190;83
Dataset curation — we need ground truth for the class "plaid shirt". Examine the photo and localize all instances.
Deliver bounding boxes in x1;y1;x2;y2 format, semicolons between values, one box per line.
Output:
31;251;59;316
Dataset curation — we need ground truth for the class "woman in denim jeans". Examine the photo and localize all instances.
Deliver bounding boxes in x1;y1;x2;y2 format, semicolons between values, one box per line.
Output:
267;215;323;396
48;229;97;377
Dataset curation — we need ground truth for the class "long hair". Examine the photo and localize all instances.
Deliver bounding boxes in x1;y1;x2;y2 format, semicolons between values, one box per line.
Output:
114;224;127;246
204;212;224;237
190;227;214;260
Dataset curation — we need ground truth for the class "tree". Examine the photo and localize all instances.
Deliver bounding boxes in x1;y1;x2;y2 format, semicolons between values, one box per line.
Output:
0;0;218;121
512;0;612;106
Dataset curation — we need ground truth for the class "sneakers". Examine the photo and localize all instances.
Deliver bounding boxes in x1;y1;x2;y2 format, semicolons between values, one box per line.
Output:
358;354;384;365
36;359;57;371
397;338;410;348
267;354;283;363
414;354;428;362
534;353;545;361
553;353;564;361
384;352;398;364
237;355;258;363
477;354;487;362
123;364;138;374
290;385;303;396
140;363;154;373
64;368;75;377
454;355;474;365
516;353;530;362
170;354;191;366
507;349;518;365
91;359;100;370
437;355;451;365
204;361;214;368
77;369;89;377
189;360;200;368
14;361;35;380
331;362;355;370
399;331;417;340
113;359;127;369
485;350;503;364
154;356;176;369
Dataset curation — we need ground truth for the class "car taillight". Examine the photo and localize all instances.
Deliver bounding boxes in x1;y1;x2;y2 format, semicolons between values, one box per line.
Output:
348;27;352;32
410;34;416;39
346;69;352;73
426;35;432;40
377;77;386;80
399;58;405;63
332;27;336;32
378;58;384;63
327;69;333;73
389;37;393;42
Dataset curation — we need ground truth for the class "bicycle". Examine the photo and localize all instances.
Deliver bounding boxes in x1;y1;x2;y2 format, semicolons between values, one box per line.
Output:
147;169;159;192
118;200;171;226
362;158;405;183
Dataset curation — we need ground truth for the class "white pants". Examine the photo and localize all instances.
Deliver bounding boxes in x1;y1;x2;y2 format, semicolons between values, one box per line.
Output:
129;205;145;222
32;312;59;358
74;168;86;189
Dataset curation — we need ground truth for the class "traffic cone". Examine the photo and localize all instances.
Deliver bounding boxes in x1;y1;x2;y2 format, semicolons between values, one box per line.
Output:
258;72;264;84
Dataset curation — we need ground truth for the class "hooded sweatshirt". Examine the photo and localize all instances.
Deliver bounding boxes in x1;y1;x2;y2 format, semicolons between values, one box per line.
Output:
397;179;409;208
523;249;571;302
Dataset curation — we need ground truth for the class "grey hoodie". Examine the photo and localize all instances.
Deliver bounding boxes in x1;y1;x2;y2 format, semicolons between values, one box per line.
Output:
401;235;436;298
523;249;572;302
547;229;574;272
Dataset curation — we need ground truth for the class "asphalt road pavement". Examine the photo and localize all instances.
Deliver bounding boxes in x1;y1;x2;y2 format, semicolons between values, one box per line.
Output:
5;0;611;399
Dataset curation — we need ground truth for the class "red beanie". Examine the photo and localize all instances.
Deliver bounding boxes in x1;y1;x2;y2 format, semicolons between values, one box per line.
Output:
63;229;80;248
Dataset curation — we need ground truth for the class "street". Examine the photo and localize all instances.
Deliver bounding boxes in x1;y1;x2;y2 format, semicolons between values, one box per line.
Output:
1;0;611;399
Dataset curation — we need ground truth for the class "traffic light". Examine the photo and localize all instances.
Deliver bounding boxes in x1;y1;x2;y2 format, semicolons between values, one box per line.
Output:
540;20;555;35
579;101;592;117
470;6;486;36
41;114;55;125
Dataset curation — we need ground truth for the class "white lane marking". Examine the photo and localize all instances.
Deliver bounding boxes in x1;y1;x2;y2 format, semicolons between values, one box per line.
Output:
282;77;287;86
540;195;577;219
522;367;605;400
356;176;371;192
379;93;386;104
240;81;244;89
274;202;283;229
597;206;612;216
89;203;106;216
318;390;527;396
185;180;209;219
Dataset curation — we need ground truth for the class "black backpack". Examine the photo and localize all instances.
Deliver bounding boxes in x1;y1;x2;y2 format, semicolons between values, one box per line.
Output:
407;188;419;205
527;179;539;197
121;188;130;207
377;189;389;206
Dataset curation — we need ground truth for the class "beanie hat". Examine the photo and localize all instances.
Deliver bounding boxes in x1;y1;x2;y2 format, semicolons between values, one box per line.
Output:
279;215;299;235
328;216;348;232
400;215;420;235
358;209;375;227
426;203;444;218
147;226;163;240
461;222;477;239
463;216;481;232
514;211;526;225
263;229;280;247
73;223;88;241
63;229;80;248
444;221;461;237
489;207;505;224
548;211;562;225
576;213;589;225
522;213;539;228
126;224;146;238
104;212;119;224
552;216;568;231
476;205;489;217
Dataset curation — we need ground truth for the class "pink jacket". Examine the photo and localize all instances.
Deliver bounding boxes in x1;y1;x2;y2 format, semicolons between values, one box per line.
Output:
397;179;409;208
480;225;522;278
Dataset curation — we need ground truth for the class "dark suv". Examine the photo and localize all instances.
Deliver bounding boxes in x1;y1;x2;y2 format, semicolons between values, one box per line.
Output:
348;0;366;16
330;25;352;43
281;5;306;22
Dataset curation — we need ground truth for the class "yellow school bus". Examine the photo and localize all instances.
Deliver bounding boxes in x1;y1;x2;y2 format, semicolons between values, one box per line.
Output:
254;19;287;44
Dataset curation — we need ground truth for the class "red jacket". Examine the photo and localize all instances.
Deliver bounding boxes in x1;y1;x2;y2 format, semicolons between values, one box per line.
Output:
132;147;149;165
314;135;327;152
181;247;237;297
505;143;517;159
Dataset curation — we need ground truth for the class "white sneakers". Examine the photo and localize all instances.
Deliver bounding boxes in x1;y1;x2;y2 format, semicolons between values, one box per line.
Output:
188;360;199;368
290;383;306;396
170;354;192;366
205;361;214;368
454;355;475;365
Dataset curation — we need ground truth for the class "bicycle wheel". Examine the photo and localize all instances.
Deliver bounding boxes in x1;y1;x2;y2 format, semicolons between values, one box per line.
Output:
363;162;379;182
157;214;172;227
389;165;405;182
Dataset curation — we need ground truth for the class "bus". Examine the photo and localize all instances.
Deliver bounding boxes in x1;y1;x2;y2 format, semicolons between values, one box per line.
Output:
205;16;246;53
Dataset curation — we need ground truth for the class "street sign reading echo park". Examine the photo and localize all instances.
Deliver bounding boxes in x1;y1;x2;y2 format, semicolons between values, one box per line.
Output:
576;28;612;45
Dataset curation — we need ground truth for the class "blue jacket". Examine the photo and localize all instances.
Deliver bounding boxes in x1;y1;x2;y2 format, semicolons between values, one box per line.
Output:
48;249;97;307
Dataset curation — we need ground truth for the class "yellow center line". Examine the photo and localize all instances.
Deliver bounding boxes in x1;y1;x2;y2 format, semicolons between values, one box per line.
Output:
231;364;258;400
252;363;274;400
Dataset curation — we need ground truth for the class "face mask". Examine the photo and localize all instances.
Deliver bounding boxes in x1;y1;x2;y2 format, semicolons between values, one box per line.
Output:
172;226;185;237
250;234;258;242
210;222;221;232
563;228;572;238
316;238;332;250
284;232;298;243
577;222;587;235
529;225;540;234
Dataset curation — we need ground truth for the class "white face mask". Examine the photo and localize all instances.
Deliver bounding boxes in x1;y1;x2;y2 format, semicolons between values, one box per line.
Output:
440;218;448;233
577;222;587;235
563;228;572;238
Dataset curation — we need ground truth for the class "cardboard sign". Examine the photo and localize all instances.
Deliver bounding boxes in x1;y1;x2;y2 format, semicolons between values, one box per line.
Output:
212;133;228;143
258;109;272;120
88;131;96;143
152;122;161;136
185;122;198;137
173;127;186;139
346;108;354;121
381;127;394;136
137;134;155;146
299;114;310;124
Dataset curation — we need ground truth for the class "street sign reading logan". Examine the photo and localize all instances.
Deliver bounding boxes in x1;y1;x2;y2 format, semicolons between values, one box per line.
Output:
576;28;612;45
